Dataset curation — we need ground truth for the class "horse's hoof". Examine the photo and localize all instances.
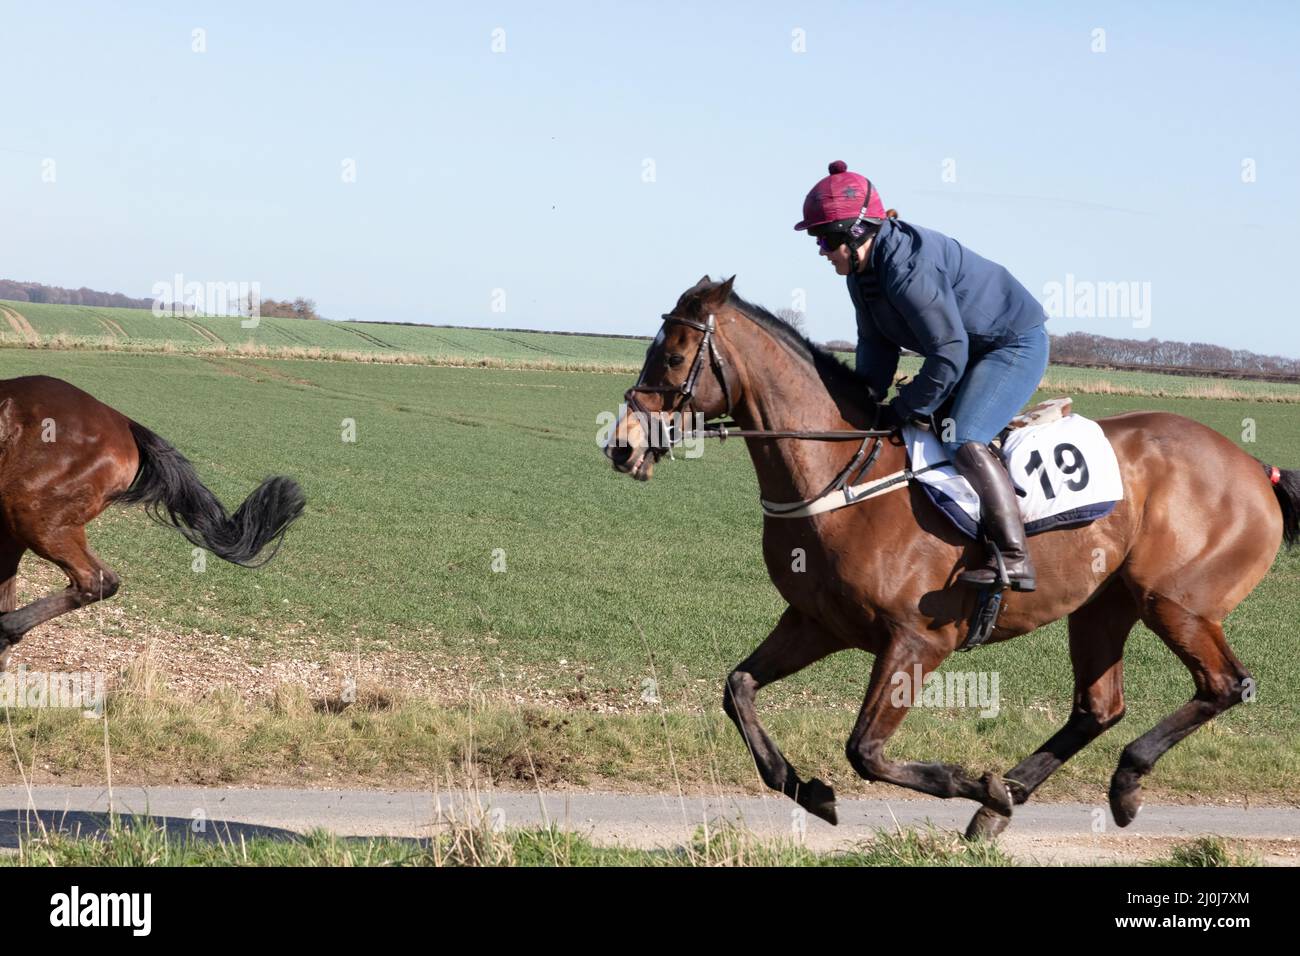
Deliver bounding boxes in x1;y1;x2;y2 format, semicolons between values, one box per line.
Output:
1110;773;1143;827
980;772;1013;815
964;805;1011;841
799;778;838;826
0;643;10;674
1107;764;1149;827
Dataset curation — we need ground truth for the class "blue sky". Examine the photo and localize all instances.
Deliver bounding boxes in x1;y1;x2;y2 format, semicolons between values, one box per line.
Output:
2;1;1297;353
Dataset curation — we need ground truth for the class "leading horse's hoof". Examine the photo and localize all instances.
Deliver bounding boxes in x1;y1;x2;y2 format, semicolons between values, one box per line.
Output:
964;805;1011;841
798;778;838;826
1109;772;1144;827
980;771;1013;815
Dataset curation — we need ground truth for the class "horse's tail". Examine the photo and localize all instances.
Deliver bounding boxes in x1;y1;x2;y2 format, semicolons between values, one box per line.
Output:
114;420;305;567
1264;462;1300;548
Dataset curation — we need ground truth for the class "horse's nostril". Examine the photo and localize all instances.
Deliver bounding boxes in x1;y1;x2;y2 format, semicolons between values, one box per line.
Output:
607;443;633;467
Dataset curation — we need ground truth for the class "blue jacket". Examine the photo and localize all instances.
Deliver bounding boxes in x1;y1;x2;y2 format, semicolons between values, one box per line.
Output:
848;219;1046;419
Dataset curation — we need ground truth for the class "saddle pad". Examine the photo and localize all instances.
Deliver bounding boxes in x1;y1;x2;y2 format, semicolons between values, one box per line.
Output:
902;414;1123;539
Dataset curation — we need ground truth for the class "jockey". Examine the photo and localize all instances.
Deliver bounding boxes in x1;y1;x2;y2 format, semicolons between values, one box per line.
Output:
795;160;1050;592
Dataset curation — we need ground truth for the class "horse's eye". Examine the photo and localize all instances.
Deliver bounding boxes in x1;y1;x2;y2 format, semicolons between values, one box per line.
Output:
667;353;685;368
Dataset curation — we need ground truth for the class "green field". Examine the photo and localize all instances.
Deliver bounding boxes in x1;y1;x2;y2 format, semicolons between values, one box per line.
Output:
1;299;650;366
6;298;1300;400
0;343;1296;803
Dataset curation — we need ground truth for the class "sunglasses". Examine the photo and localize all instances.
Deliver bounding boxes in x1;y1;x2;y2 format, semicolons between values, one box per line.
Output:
813;230;851;252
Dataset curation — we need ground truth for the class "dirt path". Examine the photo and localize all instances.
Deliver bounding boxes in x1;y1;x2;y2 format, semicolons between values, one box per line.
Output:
2;786;1295;864
0;306;38;343
93;313;128;339
183;319;223;343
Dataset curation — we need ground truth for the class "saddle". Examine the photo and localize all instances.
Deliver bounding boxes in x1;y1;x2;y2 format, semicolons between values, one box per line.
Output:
906;396;1122;540
1000;397;1073;439
926;395;1074;452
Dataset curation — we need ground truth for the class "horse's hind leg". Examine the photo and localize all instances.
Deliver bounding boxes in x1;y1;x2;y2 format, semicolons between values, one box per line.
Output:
0;540;24;672
1109;595;1251;826
0;526;120;651
966;582;1137;839
724;606;843;824
844;633;1012;814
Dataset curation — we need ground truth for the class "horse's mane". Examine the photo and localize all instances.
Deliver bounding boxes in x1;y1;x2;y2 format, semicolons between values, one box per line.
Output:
680;280;877;409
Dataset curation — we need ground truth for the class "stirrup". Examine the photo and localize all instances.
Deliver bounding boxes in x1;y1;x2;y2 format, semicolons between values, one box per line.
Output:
961;585;1004;651
957;542;1035;592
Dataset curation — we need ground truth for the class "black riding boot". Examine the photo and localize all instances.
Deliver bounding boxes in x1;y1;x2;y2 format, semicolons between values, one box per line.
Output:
953;441;1037;592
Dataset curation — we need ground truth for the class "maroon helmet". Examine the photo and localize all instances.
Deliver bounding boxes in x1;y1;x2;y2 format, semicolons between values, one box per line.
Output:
794;160;887;232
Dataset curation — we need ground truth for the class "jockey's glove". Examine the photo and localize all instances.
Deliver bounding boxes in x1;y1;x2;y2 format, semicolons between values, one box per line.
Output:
874;400;907;432
881;398;936;433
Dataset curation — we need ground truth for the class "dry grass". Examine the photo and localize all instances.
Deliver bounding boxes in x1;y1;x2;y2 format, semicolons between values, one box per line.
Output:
1041;371;1300;403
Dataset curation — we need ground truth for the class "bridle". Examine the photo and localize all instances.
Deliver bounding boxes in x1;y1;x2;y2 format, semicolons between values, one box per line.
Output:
623;313;733;451
620;309;899;513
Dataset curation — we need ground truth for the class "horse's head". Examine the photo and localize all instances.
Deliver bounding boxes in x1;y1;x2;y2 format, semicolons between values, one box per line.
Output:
604;275;742;481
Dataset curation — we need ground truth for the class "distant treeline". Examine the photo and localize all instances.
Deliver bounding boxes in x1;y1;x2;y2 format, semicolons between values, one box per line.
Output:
1;280;321;321
1048;331;1300;380
0;279;153;310
260;298;320;320
1045;332;1300;377
823;331;1300;384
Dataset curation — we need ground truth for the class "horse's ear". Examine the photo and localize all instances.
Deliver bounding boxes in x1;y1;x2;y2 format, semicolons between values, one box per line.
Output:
677;275;718;314
704;275;736;309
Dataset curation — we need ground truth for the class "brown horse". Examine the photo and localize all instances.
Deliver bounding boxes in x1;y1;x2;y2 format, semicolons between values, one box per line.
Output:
605;275;1296;838
0;375;305;670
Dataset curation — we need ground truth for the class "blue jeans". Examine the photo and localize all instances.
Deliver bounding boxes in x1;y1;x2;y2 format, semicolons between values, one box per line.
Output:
941;324;1050;456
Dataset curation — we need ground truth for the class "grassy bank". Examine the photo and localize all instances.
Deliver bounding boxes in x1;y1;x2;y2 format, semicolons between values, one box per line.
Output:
4;659;1295;804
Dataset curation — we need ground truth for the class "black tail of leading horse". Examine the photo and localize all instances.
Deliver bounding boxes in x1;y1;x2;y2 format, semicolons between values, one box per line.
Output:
114;420;306;567
1267;464;1300;547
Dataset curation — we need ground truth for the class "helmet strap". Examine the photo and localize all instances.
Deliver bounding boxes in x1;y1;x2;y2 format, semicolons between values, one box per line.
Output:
844;179;884;272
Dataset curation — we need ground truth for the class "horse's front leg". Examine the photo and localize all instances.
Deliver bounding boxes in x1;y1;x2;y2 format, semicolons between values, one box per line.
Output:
844;630;1012;816
724;606;843;824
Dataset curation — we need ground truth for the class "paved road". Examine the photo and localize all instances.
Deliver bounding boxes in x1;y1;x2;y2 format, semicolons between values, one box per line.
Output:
2;786;1296;862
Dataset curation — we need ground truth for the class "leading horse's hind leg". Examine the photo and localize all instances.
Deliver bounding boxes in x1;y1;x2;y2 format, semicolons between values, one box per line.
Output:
1108;595;1252;826
0;527;120;652
844;633;1012;815
724;606;843;824
966;581;1137;839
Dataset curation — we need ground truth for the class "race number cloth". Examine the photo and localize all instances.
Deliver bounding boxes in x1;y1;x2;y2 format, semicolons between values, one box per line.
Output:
901;414;1123;539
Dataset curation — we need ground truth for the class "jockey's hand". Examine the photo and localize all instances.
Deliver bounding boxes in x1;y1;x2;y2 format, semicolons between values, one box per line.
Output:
879;399;935;433
874;401;906;432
